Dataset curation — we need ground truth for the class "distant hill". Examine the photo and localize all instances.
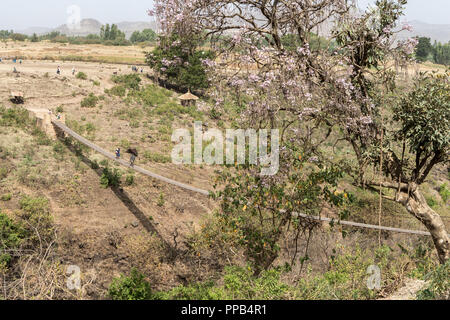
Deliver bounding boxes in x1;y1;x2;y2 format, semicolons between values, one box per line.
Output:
116;21;158;38
398;20;450;43
316;19;450;44
54;19;103;37
15;18;449;44
17;18;157;39
16;27;53;36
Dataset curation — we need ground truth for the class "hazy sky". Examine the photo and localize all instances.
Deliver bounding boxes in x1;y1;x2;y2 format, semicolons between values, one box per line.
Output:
0;0;448;31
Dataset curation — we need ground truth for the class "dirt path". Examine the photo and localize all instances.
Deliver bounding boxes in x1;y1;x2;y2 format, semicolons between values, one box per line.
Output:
380;279;428;300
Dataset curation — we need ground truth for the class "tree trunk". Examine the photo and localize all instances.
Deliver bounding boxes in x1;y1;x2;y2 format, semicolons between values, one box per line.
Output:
398;186;450;263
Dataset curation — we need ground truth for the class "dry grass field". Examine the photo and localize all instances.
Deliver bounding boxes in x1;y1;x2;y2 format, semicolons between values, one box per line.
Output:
0;40;152;65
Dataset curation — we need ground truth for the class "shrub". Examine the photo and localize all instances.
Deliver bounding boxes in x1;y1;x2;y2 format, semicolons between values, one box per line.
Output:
0;212;26;270
157;193;165;207
143;151;171;164
81;93;99;108
18;196;54;244
76;72;88;80
425;196;438;208
100;167;122;188
1;193;12;201
107;85;126;97
0;106;32;128
111;74;141;90
125;174;135;186
159;266;290;300
417;261;450;300
108;269;154;300
56;105;64;113
32;128;51;146
0;167;9;180
439;184;449;203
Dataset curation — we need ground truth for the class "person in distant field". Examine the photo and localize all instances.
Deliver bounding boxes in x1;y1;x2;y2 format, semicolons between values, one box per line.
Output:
72;67;76;75
0;57;3;63
57;66;61;75
19;59;22;64
141;68;144;73
115;148;121;159
57;114;61;120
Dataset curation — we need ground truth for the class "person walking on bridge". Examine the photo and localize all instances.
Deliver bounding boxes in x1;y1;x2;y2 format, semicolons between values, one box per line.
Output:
127;148;138;167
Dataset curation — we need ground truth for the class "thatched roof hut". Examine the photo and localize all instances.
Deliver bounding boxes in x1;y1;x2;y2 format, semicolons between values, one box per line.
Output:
179;90;199;106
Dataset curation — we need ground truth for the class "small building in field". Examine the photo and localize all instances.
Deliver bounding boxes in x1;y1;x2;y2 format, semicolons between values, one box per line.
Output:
178;90;199;107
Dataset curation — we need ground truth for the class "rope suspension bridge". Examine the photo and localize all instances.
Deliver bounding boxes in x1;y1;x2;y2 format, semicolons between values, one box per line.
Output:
52;120;445;238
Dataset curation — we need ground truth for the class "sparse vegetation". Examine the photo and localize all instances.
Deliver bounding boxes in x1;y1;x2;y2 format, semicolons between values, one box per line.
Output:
80;93;99;108
100;167;122;188
76;72;88;80
109;269;154;300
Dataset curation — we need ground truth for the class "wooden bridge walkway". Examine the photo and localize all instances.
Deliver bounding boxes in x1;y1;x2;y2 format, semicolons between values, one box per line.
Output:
52;120;445;238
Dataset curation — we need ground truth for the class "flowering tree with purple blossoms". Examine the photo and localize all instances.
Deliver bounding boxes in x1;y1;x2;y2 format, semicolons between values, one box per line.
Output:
151;0;449;266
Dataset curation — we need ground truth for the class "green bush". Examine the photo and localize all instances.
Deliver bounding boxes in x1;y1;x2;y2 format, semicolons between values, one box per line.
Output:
108;269;154;300
18;196;54;244
81;93;99;108
417;261;450;300
100;167;122;188
159;266;290;300
107;85;126;97
1;193;12;201
0;167;8;180
426;196;438;208
125;174;135;186
32;128;51;146
76;72;88;80
0;212;26;270
0;106;32;128
157;193;165;207
439;184;449;203
111;74;141;90
143;151;171;164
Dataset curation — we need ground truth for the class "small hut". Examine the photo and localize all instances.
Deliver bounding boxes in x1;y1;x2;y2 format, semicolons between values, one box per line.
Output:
178;90;199;107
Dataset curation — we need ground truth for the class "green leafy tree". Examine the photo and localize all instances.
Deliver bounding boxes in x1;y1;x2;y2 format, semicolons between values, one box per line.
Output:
146;33;214;91
101;24;125;41
10;33;27;41
31;33;39;42
432;41;450;65
415;37;433;62
130;29;157;43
